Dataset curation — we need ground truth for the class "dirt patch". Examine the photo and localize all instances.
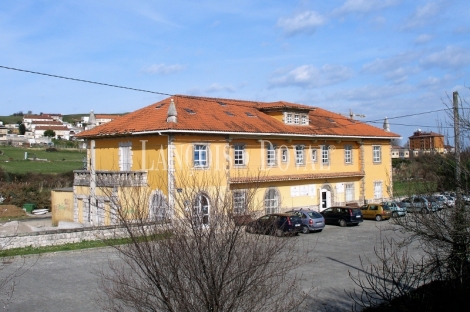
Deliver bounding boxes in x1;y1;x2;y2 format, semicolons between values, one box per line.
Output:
0;205;27;219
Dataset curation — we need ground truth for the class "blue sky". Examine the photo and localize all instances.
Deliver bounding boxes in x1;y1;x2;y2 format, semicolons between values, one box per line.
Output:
1;0;470;144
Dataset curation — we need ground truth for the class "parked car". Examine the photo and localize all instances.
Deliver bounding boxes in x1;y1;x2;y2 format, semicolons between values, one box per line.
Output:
426;196;444;211
445;195;456;207
285;209;325;234
320;206;363;227
360;203;392;221
245;213;302;236
382;201;407;217
401;196;436;213
434;195;450;208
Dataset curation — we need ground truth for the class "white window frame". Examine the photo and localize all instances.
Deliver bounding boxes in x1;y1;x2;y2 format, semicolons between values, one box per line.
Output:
119;142;132;171
374;181;383;199
149;190;168;221
345;183;354;202
322;145;329;165
286;113;292;124
294;114;300;124
295;145;304;165
234;145;245;166
281;147;289;163
233;190;246;215
311;148;317;162
194;144;209;168
344;145;352;164
373;145;382;163
301;115;308;125
264;188;279;214
267;144;276;166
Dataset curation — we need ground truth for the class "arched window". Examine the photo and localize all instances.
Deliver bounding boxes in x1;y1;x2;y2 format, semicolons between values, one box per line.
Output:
149;190;168;221
193;193;210;225
264;188;280;214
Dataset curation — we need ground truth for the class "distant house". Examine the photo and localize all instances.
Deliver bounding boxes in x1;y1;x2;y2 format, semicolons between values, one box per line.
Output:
0;125;8;142
30;120;64;131
34;126;72;140
391;145;410;159
408;130;445;155
41;113;63;121
23;114;54;129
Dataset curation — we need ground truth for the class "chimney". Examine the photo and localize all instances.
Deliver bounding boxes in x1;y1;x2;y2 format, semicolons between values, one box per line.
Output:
88;110;96;130
167;99;177;123
383;117;390;132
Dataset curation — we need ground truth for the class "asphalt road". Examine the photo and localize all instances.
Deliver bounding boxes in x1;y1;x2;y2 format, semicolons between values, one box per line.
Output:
2;219;413;312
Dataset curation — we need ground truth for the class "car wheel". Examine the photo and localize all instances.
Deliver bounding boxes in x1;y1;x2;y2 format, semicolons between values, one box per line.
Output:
302;225;310;234
275;229;284;237
392;212;398;218
375;215;383;221
339;219;347;227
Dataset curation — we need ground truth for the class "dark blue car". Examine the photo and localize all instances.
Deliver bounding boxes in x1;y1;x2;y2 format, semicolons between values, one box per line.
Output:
245;213;303;236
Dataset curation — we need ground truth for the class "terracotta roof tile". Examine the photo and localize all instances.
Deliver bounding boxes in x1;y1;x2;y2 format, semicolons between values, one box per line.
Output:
230;171;365;183
77;95;400;139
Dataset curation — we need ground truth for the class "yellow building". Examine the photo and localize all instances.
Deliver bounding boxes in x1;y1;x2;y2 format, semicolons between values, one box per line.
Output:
74;95;400;226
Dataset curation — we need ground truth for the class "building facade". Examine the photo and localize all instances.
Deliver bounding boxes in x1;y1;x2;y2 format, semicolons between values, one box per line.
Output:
73;96;400;226
408;130;445;154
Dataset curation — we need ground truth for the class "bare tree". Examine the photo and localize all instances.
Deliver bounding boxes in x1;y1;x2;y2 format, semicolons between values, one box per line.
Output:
96;170;313;312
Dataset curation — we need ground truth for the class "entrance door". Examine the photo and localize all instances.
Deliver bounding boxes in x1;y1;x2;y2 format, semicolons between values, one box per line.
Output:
321;188;331;211
194;194;210;225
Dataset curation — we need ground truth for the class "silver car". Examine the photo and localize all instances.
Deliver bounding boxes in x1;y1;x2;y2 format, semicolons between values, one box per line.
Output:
382;201;407;217
286;209;325;234
401;196;436;213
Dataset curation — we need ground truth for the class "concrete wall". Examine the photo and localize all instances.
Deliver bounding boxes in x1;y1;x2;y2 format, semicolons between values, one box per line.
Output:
51;188;75;226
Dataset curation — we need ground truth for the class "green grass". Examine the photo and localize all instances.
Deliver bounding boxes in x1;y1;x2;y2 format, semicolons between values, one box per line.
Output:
393;180;438;197
0;146;86;174
0;115;23;125
0;234;170;257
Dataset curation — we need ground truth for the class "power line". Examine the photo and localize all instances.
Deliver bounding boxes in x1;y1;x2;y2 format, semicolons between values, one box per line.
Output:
0;65;172;97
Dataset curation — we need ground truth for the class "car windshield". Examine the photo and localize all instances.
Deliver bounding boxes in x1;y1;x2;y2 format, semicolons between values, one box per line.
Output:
397;202;405;208
288;216;301;222
383;205;390;210
352;208;361;214
307;211;322;218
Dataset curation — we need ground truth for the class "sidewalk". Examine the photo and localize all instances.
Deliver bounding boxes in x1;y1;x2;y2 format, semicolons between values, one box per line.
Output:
0;212;54;236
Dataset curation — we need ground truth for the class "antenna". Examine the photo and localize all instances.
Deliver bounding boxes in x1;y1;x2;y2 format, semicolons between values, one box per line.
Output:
349;109;365;120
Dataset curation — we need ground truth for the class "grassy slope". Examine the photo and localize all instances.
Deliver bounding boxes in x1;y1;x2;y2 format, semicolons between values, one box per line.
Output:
0;146;86;174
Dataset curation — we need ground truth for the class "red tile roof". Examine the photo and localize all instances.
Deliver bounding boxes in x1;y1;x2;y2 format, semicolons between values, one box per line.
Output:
77;95;400;139
31;121;63;125
35;126;70;131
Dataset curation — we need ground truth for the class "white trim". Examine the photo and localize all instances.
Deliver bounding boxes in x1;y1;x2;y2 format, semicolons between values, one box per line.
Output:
128;129;401;140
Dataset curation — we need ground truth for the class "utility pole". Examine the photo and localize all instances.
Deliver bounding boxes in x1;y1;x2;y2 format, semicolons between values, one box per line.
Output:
453;91;461;205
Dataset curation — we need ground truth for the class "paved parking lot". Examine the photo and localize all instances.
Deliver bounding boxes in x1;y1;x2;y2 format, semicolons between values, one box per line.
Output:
2;219;412;312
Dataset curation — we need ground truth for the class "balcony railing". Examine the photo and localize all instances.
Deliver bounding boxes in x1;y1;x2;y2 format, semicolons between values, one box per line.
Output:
74;170;148;187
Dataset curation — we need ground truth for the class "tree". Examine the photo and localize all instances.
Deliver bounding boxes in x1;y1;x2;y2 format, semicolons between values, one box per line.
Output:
348;92;470;311
18;124;26;135
97;171;312;312
43;129;55;138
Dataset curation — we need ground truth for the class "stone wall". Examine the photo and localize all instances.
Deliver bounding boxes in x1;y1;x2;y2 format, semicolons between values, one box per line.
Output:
1;225;135;250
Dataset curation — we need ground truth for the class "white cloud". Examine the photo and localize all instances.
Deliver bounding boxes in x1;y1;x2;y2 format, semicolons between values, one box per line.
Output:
421;46;470;69
414;34;434;44
401;1;442;30
277;11;326;36
362;52;421;83
269;64;353;88
333;0;400;15
143;63;186;75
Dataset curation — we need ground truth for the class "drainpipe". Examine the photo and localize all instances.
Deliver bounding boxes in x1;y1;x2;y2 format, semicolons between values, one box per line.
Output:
90;139;96;226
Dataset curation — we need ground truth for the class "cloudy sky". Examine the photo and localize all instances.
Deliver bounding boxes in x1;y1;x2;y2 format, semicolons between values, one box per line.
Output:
1;0;470;144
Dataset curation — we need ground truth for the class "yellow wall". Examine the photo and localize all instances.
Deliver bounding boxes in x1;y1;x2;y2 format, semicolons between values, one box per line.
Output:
51;189;74;226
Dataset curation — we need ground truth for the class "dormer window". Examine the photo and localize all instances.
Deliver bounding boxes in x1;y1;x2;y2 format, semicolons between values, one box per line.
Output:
286;114;292;124
284;112;309;126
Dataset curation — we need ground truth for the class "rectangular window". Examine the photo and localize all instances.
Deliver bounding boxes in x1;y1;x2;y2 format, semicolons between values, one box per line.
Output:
345;145;352;164
233;191;246;215
295;145;304;165
374;181;382;199
267;144;276;166
234;145;245;166
301;115;308;125
294;114;300;124
322;145;329;164
281;147;288;162
373;146;381;163
194;144;208;167
286;114;292;124
119;142;132;171
311;148;317;162
345;184;354;201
